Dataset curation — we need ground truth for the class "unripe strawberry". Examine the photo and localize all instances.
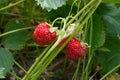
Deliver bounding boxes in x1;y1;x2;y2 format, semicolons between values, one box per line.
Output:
66;38;87;60
33;23;56;46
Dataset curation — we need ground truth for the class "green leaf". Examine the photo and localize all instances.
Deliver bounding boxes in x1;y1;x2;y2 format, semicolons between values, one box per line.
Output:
95;37;120;73
103;11;120;37
2;19;27;50
97;47;110;52
92;14;105;51
97;4;120;38
103;0;120;3
94;3;120;74
0;48;14;78
0;67;5;79
35;0;68;11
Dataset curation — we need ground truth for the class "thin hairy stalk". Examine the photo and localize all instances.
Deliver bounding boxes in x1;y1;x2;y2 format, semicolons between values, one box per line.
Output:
0;0;25;11
68;0;78;16
51;17;65;27
100;64;120;80
14;61;27;73
89;71;98;80
9;71;21;80
0;27;33;37
72;59;81;80
66;0;95;27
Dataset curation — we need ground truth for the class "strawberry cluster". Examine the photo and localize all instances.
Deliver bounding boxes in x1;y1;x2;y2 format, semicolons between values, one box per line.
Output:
33;23;87;60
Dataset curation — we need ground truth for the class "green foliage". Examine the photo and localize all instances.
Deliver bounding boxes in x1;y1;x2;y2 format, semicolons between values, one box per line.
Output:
96;4;120;37
35;0;68;11
0;0;7;5
103;0;120;3
92;14;105;51
0;67;5;79
0;48;14;78
95;3;120;73
102;4;120;37
95;37;120;73
2;19;28;50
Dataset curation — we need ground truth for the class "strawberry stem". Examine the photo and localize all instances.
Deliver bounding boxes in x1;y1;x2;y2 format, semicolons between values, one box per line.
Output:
14;61;27;73
0;27;33;37
66;0;95;28
51;17;65;27
72;59;81;80
100;64;120;80
0;0;25;11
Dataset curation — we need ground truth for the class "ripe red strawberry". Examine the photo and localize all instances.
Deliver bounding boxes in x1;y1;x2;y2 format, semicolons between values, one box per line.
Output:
66;38;87;60
33;23;56;46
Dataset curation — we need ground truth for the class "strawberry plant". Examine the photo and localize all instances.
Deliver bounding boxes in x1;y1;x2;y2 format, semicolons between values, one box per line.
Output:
0;0;120;80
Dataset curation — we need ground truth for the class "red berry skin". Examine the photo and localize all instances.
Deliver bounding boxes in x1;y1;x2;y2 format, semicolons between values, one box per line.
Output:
33;23;56;46
80;45;87;57
66;38;86;60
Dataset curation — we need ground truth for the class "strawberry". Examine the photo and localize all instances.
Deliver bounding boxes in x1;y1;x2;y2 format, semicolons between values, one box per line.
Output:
33;23;57;46
66;38;87;60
